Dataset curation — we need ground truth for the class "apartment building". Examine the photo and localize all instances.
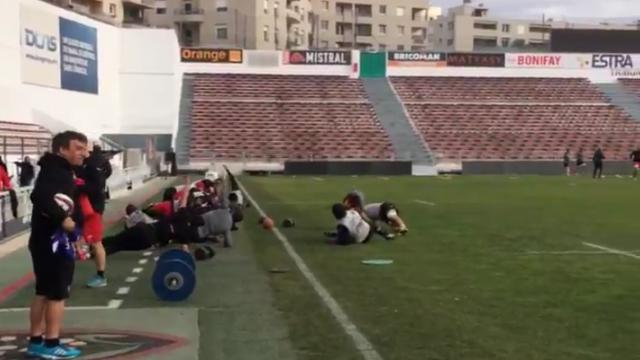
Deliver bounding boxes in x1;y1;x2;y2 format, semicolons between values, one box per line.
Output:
430;0;638;52
145;0;311;49
308;0;435;51
42;0;152;26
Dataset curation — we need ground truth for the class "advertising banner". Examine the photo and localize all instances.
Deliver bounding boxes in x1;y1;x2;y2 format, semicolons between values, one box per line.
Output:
180;48;243;63
446;53;505;67
20;5;98;94
283;50;351;65
387;52;447;67
505;53;591;69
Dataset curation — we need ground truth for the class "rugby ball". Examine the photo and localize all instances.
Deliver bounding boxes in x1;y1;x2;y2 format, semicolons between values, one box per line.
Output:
54;193;74;215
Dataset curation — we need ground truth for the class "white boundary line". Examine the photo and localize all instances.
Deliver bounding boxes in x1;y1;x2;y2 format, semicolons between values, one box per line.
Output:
0;300;122;313
582;242;640;260
525;250;640;255
413;199;436;206
236;178;384;360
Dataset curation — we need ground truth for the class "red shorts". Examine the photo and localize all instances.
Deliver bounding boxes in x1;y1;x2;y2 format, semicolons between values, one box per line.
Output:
83;213;104;244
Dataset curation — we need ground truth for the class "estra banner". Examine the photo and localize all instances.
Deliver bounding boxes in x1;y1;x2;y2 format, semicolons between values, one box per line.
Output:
505;53;593;69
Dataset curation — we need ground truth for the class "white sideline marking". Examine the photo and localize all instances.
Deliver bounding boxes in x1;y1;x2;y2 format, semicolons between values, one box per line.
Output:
132;267;143;274
525;250;640;255
138;259;148;265
125;276;138;283
236;179;383;360
378;177;390;181
414;199;436;206
582;242;640;260
143;251;153;257
311;177;324;182
0;299;122;313
116;287;130;295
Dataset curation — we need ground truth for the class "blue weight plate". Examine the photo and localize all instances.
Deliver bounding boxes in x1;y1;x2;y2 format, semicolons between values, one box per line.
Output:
152;259;196;301
157;249;195;271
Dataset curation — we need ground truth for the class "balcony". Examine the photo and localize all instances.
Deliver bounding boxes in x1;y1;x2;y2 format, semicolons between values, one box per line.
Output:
174;8;205;23
287;6;303;23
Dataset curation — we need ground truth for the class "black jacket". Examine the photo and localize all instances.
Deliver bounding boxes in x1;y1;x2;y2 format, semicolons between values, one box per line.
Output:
16;161;35;186
78;151;112;214
29;153;76;249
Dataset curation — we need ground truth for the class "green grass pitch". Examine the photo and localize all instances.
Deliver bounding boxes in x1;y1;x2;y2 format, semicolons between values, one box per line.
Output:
240;175;640;360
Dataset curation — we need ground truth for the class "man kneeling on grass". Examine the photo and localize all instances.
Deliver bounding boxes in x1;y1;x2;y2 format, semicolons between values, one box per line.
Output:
363;202;408;239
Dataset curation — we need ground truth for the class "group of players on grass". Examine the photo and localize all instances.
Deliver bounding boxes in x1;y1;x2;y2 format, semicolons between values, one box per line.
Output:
563;147;640;179
326;190;408;245
103;175;245;256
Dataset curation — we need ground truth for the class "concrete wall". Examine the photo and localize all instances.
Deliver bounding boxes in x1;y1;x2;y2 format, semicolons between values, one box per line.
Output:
463;161;633;176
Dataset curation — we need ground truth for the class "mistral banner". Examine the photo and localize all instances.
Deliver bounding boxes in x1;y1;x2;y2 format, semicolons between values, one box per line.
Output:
20;5;98;94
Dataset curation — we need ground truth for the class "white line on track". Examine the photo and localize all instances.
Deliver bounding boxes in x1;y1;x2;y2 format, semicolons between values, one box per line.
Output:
0;299;122;313
236;178;383;360
413;199;436;206
138;259;148;265
132;267;143;274
311;177;324;182
116;287;130;295
582;242;640;260
143;251;153;257
125;276;138;283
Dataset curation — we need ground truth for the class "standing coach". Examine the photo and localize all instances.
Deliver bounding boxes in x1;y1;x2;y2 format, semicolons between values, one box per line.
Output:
27;131;88;360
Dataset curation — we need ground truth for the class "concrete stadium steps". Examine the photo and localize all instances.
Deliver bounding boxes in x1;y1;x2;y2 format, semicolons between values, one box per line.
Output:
361;78;434;165
176;75;195;165
595;82;640;124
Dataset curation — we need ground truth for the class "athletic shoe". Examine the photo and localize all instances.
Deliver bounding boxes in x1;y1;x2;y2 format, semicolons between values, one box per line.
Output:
33;345;81;359
86;275;107;288
26;341;44;357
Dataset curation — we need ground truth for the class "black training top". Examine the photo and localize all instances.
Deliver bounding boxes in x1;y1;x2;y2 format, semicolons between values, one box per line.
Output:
29;153;76;249
630;150;640;162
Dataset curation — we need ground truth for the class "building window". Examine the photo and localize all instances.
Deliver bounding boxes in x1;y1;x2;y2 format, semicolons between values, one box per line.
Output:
396;6;404;16
109;3;116;15
378;24;386;35
216;26;228;39
379;44;386;51
336;23;345;35
264;25;269;41
320;40;329;48
397;25;405;35
439;23;443;28
184;3;192;12
397;44;404;50
447;39;453;46
502;24;510;33
438;38;443;44
216;0;227;12
448;22;454;31
321;0;328;10
321;20;329;30
264;0;269;14
501;37;510;47
156;7;166;14
379;5;386;14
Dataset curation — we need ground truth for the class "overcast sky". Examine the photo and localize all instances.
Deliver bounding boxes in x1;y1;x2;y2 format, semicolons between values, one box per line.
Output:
431;0;640;20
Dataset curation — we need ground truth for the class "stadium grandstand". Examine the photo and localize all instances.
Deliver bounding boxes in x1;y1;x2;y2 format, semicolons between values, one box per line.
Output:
2;0;640;359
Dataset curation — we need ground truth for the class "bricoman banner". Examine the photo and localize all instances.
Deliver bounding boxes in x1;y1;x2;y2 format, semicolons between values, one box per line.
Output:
20;5;98;94
283;50;351;65
387;52;447;67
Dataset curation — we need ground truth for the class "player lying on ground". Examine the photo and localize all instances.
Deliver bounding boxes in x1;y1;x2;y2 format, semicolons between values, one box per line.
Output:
363;202;408;238
324;203;398;245
342;190;406;239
